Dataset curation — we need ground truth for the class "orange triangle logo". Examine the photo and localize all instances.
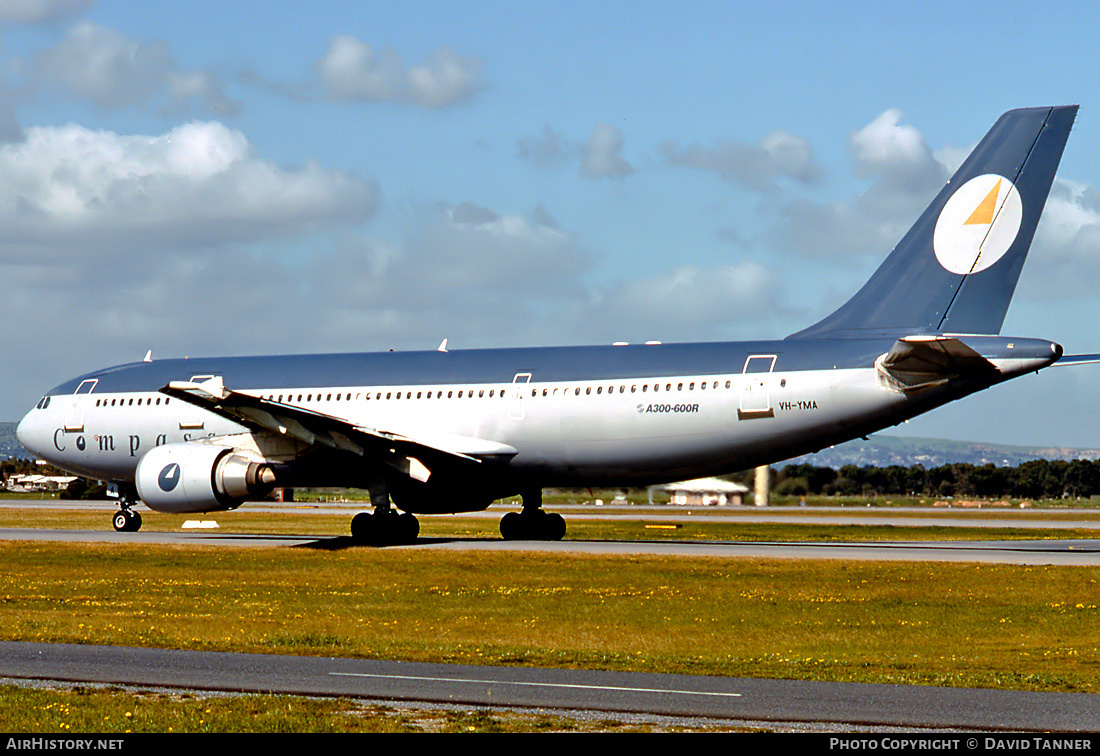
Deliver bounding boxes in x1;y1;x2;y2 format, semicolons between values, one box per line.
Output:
964;179;1001;225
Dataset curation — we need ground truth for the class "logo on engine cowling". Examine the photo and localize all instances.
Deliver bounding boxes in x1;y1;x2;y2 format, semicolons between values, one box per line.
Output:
158;462;181;492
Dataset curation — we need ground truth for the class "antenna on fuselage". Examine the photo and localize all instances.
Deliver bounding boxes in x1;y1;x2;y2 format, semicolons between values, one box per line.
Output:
143;350;153;362
438;339;449;353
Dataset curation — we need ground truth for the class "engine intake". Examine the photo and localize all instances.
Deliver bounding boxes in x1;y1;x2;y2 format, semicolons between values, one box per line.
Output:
135;443;275;513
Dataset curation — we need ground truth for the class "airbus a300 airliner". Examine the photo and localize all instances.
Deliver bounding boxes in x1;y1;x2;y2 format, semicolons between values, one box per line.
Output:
15;106;1082;543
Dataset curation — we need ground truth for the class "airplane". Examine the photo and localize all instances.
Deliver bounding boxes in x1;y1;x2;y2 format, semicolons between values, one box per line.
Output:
15;105;1083;544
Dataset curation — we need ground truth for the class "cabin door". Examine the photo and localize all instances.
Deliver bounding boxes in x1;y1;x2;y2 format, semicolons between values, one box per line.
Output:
510;372;532;420
739;355;776;419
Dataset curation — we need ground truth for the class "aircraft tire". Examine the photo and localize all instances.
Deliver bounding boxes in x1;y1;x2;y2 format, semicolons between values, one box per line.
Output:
112;510;141;533
499;511;525;540
398;512;419;543
500;510;565;541
351;510;418;545
544;512;566;541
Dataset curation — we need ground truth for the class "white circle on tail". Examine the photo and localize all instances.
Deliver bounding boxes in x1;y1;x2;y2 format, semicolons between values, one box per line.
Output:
933;173;1022;275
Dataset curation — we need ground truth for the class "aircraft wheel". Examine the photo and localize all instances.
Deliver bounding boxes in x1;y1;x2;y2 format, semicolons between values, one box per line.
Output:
544;512;566;541
500;510;565;541
398;512;420;543
350;512;372;542
351;510;418;545
500;511;523;540
113;510;141;533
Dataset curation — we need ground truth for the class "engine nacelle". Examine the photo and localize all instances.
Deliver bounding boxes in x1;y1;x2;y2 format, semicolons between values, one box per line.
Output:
135;443;276;514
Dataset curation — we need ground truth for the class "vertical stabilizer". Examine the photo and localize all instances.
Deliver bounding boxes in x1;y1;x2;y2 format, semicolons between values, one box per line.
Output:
790;106;1077;339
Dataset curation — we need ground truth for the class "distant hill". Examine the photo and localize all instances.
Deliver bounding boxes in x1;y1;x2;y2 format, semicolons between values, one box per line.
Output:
3;419;1099;469
787;435;1100;469
0;422;25;460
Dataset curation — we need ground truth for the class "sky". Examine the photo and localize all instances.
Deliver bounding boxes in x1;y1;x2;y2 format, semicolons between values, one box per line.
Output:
3;0;1100;449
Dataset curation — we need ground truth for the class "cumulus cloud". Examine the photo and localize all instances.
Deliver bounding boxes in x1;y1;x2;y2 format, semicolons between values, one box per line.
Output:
315;35;483;108
0;120;378;252
662;129;821;191
516;124;575;168
517;123;633;179
1020;178;1100;300
765;109;947;261
849;108;946;195
30;21;237;114
314;203;589;322
580;123;633;179
588;262;784;341
0;0;93;24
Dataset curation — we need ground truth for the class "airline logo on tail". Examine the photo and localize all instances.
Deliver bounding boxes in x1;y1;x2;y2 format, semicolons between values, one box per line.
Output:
933;173;1022;275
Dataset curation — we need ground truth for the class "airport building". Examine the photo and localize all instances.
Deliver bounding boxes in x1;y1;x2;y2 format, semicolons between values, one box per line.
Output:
663;477;749;507
4;474;78;492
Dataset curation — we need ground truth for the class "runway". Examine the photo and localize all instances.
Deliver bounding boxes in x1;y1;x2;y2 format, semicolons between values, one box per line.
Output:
2;641;1096;732
2;525;1099;565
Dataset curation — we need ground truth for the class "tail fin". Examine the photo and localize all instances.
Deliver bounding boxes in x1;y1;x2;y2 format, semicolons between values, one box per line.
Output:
790;106;1077;339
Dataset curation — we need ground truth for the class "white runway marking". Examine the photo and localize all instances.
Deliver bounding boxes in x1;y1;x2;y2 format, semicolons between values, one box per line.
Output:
329;671;742;697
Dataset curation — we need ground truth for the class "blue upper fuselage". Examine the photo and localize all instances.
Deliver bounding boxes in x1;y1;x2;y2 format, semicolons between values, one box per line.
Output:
40;335;1058;399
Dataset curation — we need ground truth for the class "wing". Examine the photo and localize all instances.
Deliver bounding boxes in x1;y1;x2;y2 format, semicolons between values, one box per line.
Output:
160;376;517;483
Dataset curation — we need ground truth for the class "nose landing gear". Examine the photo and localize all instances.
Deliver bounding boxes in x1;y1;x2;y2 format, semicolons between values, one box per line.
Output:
109;483;142;532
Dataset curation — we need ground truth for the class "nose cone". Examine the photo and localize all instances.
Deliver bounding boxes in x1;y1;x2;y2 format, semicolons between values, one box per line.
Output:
16;406;44;457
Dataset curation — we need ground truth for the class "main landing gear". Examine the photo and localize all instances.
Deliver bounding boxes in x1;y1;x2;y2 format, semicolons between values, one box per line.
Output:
350;483;419;545
110;483;142;532
499;489;565;541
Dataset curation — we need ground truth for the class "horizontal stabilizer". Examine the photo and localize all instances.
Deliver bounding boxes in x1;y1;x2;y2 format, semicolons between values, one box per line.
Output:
877;335;997;391
1053;354;1100;367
